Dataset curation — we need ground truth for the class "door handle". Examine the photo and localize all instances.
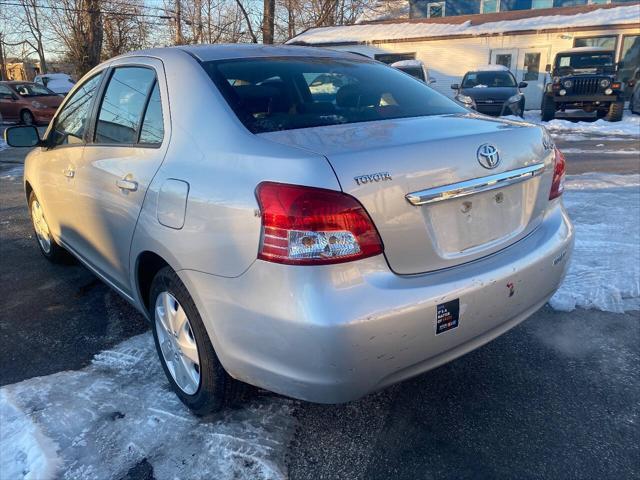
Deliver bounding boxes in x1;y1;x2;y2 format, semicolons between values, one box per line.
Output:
116;177;138;192
63;168;75;178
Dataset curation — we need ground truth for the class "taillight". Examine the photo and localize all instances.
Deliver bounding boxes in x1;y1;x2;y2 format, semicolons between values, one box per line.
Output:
255;182;383;265
549;147;566;200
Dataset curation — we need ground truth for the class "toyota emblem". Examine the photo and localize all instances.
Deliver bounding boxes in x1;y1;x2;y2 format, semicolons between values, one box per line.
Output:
477;144;500;169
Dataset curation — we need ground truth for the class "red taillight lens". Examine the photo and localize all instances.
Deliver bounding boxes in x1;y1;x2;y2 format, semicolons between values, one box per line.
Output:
549;147;566;200
255;182;383;265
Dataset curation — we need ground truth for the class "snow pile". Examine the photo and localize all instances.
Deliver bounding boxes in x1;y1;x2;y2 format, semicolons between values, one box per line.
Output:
390;59;424;68
0;334;295;480
290;5;639;44
519;110;640;138
550;173;640;313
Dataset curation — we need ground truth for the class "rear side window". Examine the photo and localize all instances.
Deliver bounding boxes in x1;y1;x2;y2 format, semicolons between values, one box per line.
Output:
51;72;104;146
202;57;464;133
95;67;157;144
139;82;164;144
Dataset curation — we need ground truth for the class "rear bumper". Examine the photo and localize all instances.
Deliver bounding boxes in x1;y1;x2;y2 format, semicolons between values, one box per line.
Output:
179;202;574;403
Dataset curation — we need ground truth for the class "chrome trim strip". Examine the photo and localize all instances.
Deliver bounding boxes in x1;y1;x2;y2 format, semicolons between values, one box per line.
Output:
405;163;546;206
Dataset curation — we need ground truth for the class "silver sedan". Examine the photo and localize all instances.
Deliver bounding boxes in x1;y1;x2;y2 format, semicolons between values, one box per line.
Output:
5;45;574;414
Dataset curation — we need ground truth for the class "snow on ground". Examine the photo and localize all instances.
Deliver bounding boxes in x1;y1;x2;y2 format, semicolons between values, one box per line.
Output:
516;110;640;138
291;5;638;44
550;173;640;313
0;334;295;480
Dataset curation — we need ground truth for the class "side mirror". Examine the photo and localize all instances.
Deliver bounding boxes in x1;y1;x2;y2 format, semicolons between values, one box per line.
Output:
518;82;528;88
545;64;551;73
450;83;459;90
4;126;42;147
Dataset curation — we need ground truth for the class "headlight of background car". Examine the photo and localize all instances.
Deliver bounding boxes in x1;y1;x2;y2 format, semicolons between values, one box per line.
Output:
31;101;47;109
563;79;573;89
599;79;610;88
456;94;474;105
507;94;522;104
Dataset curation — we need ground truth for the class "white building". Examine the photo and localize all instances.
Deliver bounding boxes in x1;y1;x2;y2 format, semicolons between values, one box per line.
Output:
288;3;640;109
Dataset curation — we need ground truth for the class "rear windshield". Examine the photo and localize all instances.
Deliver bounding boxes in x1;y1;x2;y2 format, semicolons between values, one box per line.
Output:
462;71;516;88
201;57;464;133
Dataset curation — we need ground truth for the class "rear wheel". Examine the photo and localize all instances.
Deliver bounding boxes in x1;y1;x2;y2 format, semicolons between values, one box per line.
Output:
149;266;244;414
541;96;556;121
28;191;69;263
605;101;624;122
20;109;34;125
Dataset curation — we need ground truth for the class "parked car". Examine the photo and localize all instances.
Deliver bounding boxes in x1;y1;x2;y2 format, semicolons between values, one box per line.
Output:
5;46;574;414
0;81;63;125
629;68;640;115
541;47;624;122
451;65;527;117
390;59;436;85
34;73;75;95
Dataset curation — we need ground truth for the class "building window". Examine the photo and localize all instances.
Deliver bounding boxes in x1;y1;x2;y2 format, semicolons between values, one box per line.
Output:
588;0;610;4
574;35;617;51
619;35;640;83
531;0;553;8
495;54;512;69
374;53;416;65
481;0;500;13
427;2;445;17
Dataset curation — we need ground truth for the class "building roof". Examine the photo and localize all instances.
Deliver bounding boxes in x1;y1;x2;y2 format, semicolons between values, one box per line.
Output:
288;3;640;46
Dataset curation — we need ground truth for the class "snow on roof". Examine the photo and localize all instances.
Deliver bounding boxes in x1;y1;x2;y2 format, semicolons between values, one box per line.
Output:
289;5;639;45
390;59;424;68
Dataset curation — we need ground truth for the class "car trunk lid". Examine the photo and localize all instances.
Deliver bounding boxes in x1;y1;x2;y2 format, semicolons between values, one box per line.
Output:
260;114;555;274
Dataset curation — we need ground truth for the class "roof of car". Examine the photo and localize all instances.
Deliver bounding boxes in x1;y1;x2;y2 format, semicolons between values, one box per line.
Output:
467;65;511;73
120;44;363;63
1;80;36;84
556;46;615;55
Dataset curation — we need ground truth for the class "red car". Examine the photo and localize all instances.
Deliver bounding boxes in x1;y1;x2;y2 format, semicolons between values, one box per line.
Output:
0;81;63;125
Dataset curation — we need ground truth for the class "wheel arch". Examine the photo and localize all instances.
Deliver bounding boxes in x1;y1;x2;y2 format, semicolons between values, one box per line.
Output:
136;250;171;313
25;180;34;204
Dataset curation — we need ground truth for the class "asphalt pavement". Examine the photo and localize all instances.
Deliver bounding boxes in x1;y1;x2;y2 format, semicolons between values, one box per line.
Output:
0;123;638;480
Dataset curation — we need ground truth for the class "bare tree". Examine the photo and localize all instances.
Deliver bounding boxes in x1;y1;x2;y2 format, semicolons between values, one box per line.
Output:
48;0;104;76
18;0;48;73
101;0;149;58
262;0;274;44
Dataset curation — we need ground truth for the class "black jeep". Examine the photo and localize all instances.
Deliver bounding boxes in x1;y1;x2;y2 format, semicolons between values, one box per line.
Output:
541;47;625;122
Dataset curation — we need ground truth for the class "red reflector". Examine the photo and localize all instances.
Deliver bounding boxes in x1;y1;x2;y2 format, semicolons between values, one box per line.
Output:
549;147;566;200
255;182;384;265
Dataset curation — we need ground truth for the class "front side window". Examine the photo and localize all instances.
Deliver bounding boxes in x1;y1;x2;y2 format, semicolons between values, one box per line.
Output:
51;72;104;146
462;71;516;88
0;84;14;99
203;57;464;134
95;67;157;144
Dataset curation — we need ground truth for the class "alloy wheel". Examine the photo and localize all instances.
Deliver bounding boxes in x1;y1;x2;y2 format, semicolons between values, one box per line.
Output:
155;291;201;395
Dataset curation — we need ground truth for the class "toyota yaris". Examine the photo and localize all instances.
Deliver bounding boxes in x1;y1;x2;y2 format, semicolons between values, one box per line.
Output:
5;46;574;414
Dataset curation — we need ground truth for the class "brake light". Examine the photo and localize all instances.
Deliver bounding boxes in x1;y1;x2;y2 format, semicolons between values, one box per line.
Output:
255;182;383;265
549;147;566;200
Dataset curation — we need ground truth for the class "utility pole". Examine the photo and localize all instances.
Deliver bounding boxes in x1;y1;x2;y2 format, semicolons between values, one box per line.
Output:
0;32;6;81
175;0;183;45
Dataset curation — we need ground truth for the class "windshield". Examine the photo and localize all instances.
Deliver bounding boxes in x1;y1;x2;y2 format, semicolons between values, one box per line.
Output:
555;52;615;73
202;57;464;133
12;83;56;97
462;71;516;88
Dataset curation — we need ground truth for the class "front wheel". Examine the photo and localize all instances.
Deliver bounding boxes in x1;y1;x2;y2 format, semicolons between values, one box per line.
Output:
28;192;70;263
150;266;244;414
541;96;556;121
20;109;34;125
605;101;624;122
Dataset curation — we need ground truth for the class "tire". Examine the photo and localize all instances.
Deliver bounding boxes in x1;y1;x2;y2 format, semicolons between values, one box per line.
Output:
541;96;556;121
20;109;34;125
149;266;244;414
28;191;70;263
630;94;638;115
605;101;624;122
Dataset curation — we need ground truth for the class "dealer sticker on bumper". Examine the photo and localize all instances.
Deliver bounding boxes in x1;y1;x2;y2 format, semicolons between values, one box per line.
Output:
436;299;460;335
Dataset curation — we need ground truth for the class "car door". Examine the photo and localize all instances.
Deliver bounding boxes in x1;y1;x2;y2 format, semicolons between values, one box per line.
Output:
69;59;169;294
31;72;105;244
0;84;20;121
